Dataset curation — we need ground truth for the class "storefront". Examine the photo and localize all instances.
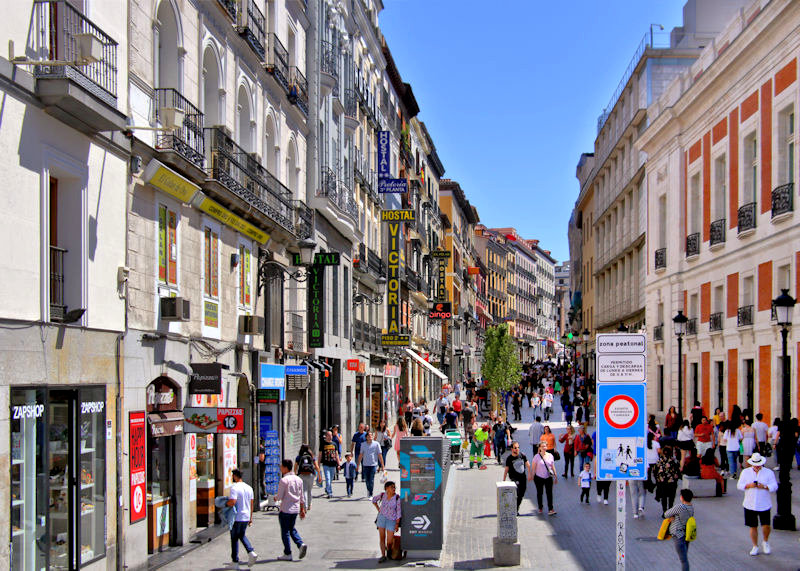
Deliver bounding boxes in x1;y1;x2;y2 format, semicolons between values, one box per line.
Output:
10;386;107;570
384;363;401;424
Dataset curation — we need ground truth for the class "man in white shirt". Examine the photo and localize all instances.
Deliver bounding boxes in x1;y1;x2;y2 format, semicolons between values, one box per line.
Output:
435;393;450;426
736;453;778;556
226;469;257;567
752;413;769;455
275;459;307;561
528;416;544;455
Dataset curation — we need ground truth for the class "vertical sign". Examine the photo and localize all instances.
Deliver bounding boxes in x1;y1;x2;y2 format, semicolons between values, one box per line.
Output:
263;430;281;495
307;264;325;348
188;433;197;501
431;250;450;301
381;210;414;346
129;411;147;523
378;130;390;179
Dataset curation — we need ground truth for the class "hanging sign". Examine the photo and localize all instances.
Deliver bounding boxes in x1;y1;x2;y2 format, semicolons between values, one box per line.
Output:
189;362;224;395
256;389;280;404
292;252;340;266
285;365;310;390
129;411;147;523
183;407;245;434
346;359;361;371
259;364;286;400
378;130;391;179
382;210;410;347
307;265;325;349
429;302;452;320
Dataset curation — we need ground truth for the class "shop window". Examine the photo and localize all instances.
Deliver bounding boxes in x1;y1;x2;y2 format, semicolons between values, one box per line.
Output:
158;204;178;287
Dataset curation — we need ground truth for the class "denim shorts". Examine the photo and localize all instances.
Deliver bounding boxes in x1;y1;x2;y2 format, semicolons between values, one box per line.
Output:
376;513;396;531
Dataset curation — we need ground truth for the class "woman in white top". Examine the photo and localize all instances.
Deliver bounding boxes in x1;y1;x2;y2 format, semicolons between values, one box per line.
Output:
676;420;694;469
740;421;756;465
724;422;744;477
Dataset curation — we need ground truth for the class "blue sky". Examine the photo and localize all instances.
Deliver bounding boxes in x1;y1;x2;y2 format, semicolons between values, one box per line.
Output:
379;1;687;263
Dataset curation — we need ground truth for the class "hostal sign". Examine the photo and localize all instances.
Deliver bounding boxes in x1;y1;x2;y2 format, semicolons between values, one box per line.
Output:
381;210;414;346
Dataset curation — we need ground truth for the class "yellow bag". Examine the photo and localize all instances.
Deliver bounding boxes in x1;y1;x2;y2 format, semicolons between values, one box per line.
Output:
657;518;672;540
461;440;469;450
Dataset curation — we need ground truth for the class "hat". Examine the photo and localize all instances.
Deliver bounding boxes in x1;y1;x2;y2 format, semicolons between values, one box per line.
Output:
747;453;766;467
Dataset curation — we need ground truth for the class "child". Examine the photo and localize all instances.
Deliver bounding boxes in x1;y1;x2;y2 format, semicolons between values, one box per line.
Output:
579;462;593;504
341;452;357;497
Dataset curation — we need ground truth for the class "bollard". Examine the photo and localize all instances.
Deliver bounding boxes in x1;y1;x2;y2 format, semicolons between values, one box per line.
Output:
493;482;521;565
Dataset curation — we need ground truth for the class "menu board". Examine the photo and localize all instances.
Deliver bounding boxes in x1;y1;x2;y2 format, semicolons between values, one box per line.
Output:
263;430;281;495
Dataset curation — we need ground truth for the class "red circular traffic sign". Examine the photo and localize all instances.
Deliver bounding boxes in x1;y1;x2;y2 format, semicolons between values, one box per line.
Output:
603;395;639;430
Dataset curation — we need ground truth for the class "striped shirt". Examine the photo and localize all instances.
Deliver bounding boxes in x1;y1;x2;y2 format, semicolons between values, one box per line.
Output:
372;492;402;522
664;502;694;538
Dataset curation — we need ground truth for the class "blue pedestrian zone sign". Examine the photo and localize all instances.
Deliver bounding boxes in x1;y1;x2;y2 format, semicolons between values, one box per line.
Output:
596;383;647;480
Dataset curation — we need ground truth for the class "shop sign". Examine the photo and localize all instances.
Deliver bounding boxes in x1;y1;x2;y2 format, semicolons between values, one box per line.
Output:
467;266;480;275
259;363;286;400
292;252;340;266
384;364;401;377
197;196;270;244
377;131;391;179
189;362;223;394
256;388;280;403
143;159;200;203
11;403;45;419
223;435;238;489
204;300;219;328
430;250;451;259
146;377;180;413
285;365;309;390
307;265;325;349
429;302;452;319
129;411;147;523
436;257;447;301
378;178;408;193
184;407;245;434
380;209;415;222
382;211;409;347
346;359;360;371
188;433;197;502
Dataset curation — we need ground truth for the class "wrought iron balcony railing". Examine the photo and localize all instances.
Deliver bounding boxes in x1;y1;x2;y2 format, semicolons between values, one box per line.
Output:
344;88;357;119
50;245;67;322
771;182;793;218
217;0;237;20
237;0;265;60
709;312;723;332
737;202;756;234
154;88;205;167
288;67;308;114
653;324;663;341
34;0;119;104
317;167;357;219
286;311;304;352
710;218;726;246
405;269;421;292
368;246;385;277
685;232;700;258
686;318;697;336
737;305;753;327
293;199;313;240
267;34;289;92
654;247;666;269
320;40;338;80
205;127;294;233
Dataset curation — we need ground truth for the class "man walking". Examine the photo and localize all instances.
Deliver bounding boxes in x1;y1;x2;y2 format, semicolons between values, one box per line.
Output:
275;459;308;561
664;488;694;571
528;416;544;457
752;413;769;455
736;453;778;556
358;431;385;497
350;423;367;477
318;431;340;498
226;469;258;568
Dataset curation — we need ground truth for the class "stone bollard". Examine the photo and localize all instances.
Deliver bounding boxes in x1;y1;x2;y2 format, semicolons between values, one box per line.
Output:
493;482;521;565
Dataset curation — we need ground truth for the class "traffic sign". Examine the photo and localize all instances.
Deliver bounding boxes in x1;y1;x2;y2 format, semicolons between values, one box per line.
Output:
596;334;646;354
596;383;647;480
597;353;646;382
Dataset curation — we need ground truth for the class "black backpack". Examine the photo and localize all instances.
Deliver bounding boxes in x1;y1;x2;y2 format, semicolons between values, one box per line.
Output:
298;453;314;474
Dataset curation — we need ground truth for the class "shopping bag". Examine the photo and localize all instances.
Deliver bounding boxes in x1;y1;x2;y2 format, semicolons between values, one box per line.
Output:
484;440;491;457
657;518;672;540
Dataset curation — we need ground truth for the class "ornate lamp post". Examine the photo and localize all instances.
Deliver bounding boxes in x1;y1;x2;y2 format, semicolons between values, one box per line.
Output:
672;310;688;416
772;289;796;531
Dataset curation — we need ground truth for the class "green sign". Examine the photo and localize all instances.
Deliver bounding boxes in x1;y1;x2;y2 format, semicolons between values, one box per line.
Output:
307;265;325;349
256;388;281;404
292;252;340;266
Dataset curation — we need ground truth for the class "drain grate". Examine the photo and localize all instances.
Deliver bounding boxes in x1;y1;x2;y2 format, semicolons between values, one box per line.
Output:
322;549;375;560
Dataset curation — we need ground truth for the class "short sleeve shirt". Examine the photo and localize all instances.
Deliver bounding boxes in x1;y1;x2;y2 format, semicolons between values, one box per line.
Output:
351;431;366;458
505;453;528;484
229;481;254;521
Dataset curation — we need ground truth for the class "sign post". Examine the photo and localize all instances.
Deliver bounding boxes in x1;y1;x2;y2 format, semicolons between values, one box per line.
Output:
595;333;647;571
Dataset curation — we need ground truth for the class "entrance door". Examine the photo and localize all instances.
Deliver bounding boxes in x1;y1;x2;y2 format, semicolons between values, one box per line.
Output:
147;433;176;551
47;390;74;569
745;359;755;414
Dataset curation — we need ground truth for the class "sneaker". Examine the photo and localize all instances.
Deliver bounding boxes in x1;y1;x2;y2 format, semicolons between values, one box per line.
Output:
248;551;258;567
604;500;609;505
749;546;759;556
277;553;293;561
639;507;644;513
762;542;770;555
597;495;602;503
231;563;240;570
633;514;639;519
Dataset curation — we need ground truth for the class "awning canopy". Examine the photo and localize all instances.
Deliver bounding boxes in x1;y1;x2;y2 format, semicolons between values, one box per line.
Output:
148;411;184;437
404;348;448;382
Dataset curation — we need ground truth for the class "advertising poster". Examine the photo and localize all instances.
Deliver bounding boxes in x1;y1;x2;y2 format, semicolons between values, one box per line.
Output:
223;435;238;490
129;411;147;523
188;433;197;501
183;407;245;434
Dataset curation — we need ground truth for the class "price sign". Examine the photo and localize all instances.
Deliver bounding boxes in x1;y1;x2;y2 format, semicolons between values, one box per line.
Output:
129;411;147;523
183;407;245;434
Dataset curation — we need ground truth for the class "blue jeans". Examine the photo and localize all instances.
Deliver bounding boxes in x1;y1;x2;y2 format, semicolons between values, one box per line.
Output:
230;521;254;563
323;465;336;496
278;512;303;555
345;477;355;495
673;536;690;570
727;450;739;475
362;464;377;496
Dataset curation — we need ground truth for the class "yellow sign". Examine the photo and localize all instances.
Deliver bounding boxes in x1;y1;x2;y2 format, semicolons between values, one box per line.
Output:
204;300;218;327
381;334;411;346
197;197;270;244
381;209;415;222
143;159;199;203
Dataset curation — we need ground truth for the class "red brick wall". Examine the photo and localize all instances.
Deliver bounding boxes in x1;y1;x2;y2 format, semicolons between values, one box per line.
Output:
727;273;739;318
701;282;711;323
712;118;727;144
757;261;772;312
759;345;771;418
689;140;702;164
760;81;772;214
741;90;759;121
728;109;739;229
774;59;797;96
728;348;738;413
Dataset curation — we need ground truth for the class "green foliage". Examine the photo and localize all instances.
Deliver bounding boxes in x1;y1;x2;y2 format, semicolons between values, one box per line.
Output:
480;323;522;394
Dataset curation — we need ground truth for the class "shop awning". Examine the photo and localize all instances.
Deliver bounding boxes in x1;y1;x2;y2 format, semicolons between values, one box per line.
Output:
404;348;448;382
148;412;184;437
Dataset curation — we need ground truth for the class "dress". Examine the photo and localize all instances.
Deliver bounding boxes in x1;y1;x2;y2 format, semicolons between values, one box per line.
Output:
741;428;756;456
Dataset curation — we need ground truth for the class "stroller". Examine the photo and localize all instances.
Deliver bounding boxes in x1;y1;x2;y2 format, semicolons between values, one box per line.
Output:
445;430;464;464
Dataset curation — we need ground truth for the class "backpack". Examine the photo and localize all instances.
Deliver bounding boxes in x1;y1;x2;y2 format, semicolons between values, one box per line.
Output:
298;453;314;473
685;516;697;542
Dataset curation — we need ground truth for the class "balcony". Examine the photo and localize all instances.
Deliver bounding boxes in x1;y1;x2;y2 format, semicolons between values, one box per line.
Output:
293;199;313;240
709;312;723;332
49;245;67;322
737;305;753;327
686;318;697;336
368;246;385;277
154;88;205;168
288;67;308;115
266;34;290;93
406;269;421;292
654;247;666;270
685;232;700;258
286;312;304;352
30;0;124;132
237;0;265;60
737;202;756;234
653;324;663;342
771;182;793;219
205;127;295;234
709;218;726;247
217;0;237;20
318;167;357;219
343;89;358;133
319;40;338;97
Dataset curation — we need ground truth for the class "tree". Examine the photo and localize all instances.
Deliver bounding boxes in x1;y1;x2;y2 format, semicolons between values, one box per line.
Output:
481;323;522;413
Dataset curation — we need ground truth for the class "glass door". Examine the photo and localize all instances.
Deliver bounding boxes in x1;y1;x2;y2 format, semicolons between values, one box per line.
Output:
47;390;74;570
78;388;106;565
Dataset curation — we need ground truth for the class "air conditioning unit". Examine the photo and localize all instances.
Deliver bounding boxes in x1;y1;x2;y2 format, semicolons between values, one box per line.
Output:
160;297;190;321
75;33;103;65
159;106;185;131
239;315;265;335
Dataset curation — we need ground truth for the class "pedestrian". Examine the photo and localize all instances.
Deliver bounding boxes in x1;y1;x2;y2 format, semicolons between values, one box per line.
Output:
350;423;367;474
663;488;694;571
724;422;743;478
540;425;557;458
559;425;576;477
512;391;522;421
574;425;592;468
700;448;726;496
410;417;425;436
452;396;463;421
470;424;490;469
341;452;357;497
226;468;258;568
404;398;414;426
752;413;769;456
741;420;756;466
736;453;777;556
528;416;544;456
665;406;681;439
563;398;574;425
694;416;714;458
375;419;392;466
358;431;385;497
645;432;661;493
503;440;532;514
677;420;694;469
462;400;475;440
492;415;509;463
317;431;340;498
653;445;681;517
372;481;402;563
294;444;319;511
392;417;408;458
444;407;459;431
435;393;449;426
542;391;553;421
629;478;647;519
689;401;704;428
331;425;342;481
531;442;557;515
578;462;593;504
532;392;542;418
718;420;729;472
275;459;307;561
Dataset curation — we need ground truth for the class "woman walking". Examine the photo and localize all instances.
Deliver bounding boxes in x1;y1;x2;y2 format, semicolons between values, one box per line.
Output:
724;421;743;478
665;406;681;439
740;419;756;466
375;420;392;466
540;425;557;456
392;418;408;461
645;432;661;494
531;442;558;515
372;481;403;563
653;445;681;517
559;425;576;478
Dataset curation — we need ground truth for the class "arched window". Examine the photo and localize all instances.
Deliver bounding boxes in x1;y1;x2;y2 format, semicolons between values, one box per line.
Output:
237;85;253;153
264;115;278;175
155;1;180;89
286;140;298;197
202;47;221;126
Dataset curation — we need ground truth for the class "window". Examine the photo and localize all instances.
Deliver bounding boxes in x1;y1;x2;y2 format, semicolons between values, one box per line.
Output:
238;244;251;307
658;364;664;411
716;361;724;410
691;362;699;404
203;227;219;298
158;205;178;287
742;276;754;306
744;132;758;203
343;266;349;340
713;155;726;220
778;108;795;185
689;173;701;234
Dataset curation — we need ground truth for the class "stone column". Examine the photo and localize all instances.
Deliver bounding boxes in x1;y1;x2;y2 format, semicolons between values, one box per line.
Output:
493;482;521;565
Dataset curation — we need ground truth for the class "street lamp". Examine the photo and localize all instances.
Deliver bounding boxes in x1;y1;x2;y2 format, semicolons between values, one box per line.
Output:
582;328;590;379
772;288;796;531
672;310;688;416
353;276;387;306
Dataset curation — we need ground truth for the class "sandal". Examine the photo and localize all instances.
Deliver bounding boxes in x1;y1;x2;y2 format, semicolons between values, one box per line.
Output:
378;555;388;563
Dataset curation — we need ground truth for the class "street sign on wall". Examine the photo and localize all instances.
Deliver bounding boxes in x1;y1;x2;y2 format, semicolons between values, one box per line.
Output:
596;383;647;480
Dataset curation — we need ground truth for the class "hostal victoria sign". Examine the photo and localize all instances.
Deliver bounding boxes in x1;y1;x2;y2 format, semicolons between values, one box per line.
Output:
381;210;414;346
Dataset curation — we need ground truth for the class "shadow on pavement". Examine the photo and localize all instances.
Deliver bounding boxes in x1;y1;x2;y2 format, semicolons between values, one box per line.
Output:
332;557;404;568
453;557;495;570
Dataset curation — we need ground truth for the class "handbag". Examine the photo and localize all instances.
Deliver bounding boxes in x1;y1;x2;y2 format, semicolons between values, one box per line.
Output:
657;518;672;540
552;450;561;461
